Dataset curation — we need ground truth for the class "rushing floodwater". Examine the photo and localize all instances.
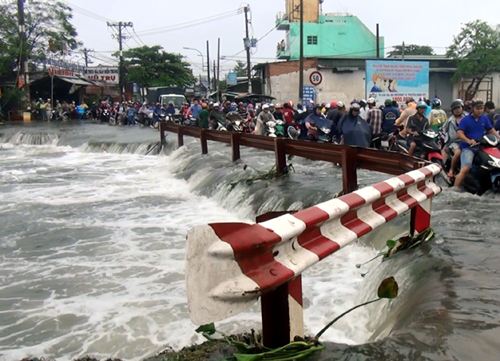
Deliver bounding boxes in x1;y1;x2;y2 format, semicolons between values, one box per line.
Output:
1;123;500;361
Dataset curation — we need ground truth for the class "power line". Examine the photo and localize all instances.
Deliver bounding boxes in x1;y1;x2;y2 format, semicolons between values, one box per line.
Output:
135;9;243;37
63;0;114;23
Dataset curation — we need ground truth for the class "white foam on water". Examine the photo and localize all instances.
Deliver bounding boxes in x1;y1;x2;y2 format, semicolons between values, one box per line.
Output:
0;139;385;361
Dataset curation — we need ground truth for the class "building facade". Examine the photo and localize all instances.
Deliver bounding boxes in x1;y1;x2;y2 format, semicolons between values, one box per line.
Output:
276;0;384;60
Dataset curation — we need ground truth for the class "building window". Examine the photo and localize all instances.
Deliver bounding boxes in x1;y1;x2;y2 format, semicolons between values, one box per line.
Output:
307;36;318;45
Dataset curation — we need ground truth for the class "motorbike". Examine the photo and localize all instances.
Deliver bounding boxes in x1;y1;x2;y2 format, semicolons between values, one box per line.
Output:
394;129;444;167
232;120;244;133
275;120;286;137
101;108;110;123
266;121;277;137
183;117;197;127
449;134;500;195
318;126;333;143
371;132;394;150
287;125;301;140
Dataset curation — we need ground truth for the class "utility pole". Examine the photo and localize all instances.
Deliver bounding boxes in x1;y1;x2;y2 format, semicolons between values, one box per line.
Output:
213;60;217;92
82;48;94;68
206;40;211;99
217;38;220;102
244;5;252;94
108;21;133;101
299;0;304;104
402;41;405;61
17;0;30;107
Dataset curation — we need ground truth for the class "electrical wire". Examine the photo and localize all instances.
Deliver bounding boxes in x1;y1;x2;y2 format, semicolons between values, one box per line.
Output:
134;9;243;37
63;0;115;23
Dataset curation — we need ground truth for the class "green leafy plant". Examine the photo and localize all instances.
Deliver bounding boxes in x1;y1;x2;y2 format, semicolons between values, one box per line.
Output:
230;161;295;190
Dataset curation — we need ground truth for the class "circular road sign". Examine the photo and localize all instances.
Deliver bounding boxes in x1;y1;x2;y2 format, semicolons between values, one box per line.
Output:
309;71;323;86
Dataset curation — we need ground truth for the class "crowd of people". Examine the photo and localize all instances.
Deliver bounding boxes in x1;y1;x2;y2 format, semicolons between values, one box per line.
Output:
32;95;500;191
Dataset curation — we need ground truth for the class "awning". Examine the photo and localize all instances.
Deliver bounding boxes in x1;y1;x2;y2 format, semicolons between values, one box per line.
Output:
56;75;94;86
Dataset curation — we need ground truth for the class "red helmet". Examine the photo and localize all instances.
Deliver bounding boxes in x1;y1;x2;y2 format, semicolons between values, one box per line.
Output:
330;101;338;108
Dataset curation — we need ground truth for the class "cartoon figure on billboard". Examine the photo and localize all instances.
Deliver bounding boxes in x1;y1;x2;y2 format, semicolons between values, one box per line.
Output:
371;73;384;92
388;79;398;92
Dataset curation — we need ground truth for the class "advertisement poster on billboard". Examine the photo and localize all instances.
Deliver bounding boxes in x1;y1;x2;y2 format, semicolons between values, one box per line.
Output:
85;67;119;84
366;60;429;107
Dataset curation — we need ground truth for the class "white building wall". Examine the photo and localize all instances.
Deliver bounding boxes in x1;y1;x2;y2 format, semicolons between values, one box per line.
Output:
267;69;366;105
452;73;500;107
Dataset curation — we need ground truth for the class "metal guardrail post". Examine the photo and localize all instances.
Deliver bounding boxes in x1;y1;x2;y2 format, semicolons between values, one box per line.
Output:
342;148;358;194
274;138;287;176
410;161;434;236
177;126;184;148
200;129;208;154
231;133;241;162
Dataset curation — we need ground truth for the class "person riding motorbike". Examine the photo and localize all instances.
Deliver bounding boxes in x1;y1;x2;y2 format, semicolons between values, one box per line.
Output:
454;99;500;189
406;101;429;157
226;103;244;131
395;98;417;137
382;99;400;133
338;102;372;147
295;104;313;139
209;103;226;130
441;100;466;178
428;98;447;132
305;105;331;142
255;104;275;136
484;101;500;131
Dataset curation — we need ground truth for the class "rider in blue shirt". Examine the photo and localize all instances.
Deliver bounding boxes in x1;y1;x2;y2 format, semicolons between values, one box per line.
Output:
454;99;500;189
190;99;202;118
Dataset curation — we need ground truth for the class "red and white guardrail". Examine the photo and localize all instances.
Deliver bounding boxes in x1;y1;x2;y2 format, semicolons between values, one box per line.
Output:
185;164;442;345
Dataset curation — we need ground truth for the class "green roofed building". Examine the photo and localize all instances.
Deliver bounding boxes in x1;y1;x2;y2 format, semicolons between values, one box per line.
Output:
275;0;384;60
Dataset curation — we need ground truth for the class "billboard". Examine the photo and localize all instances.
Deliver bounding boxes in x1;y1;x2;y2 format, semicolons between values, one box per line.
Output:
84;67;119;84
366;60;429;107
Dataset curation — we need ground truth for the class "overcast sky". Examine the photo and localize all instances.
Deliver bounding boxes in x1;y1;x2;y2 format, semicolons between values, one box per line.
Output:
66;0;499;76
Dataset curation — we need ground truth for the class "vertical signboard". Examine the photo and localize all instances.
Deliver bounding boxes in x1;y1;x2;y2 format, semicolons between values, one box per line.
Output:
302;85;316;103
366;60;429;107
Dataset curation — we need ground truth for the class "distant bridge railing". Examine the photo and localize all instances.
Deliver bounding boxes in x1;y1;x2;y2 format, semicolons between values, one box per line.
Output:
159;122;429;194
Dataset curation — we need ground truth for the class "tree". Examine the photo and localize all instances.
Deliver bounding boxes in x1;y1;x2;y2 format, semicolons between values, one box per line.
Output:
388;44;435;57
0;0;80;75
447;20;500;99
118;45;195;92
233;60;247;77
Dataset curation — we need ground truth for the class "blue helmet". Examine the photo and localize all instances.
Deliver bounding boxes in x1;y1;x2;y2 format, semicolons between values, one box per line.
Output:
417;101;427;109
230;105;237;112
305;103;313;110
431;98;442;109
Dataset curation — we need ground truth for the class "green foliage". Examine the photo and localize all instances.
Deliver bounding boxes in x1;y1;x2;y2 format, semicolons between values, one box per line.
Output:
233;60;247;77
230;163;295;190
377;277;399;299
0;0;80;75
388;44;435;57
383;228;435;258
447;20;500;97
117;45;195;88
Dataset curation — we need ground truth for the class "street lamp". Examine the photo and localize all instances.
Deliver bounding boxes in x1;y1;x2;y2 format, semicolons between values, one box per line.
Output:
183;47;205;71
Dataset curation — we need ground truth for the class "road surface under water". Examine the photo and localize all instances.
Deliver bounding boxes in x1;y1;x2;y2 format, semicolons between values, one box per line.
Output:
0;122;499;361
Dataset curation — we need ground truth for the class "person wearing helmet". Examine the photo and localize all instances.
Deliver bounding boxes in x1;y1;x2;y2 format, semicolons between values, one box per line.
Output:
209;102;225;129
428;98;447;132
366;98;383;143
198;102;210;129
441;100;467;179
304;104;331;141
238;102;248;120
406;101;430;157
337;102;372;147
395;98;418;137
295;103;314;139
255;104;275;136
282;102;295;127
382;99;400;133
454;99;500;189
359;99;368;121
273;103;284;121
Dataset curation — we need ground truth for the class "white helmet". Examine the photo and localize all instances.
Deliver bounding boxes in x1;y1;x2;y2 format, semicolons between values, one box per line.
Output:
337;101;345;108
262;104;270;110
325;103;331;109
367;97;376;105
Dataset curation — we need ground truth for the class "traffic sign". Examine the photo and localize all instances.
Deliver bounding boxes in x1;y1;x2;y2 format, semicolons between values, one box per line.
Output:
309;71;323;86
302;86;316;103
